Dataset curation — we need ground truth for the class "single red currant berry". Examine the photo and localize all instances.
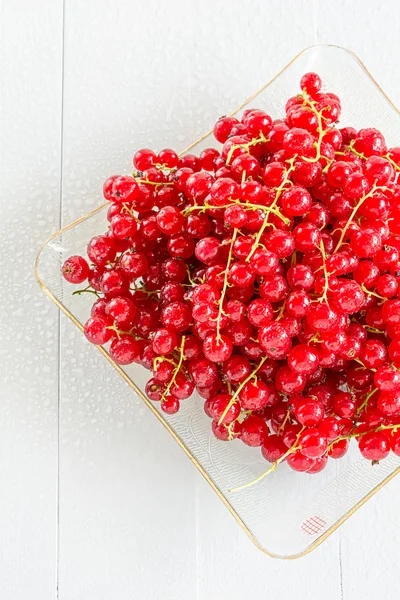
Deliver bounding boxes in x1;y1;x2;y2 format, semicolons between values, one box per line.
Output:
332;392;356;419
222;355;252;384
374;365;400;392
203;333;233;362
258;322;292;360
157;148;179;168
156;206;184;235
286;451;315;472
161;301;192;332
300;72;322;96
377;390;400;417
328;438;349;459
240;415;268;447
83;316;113;345
110;336;141;365
358;431;390;461
105;296;137;329
288;344;319;375
213;116;240;143
261;435;287;462
299;428;328;459
281;186;312;216
62;255;90;284
209;394;240;424
161;396;180;415
294;397;324;427
87;235;116;267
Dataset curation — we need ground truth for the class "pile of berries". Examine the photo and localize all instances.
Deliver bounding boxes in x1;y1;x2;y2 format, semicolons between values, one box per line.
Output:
62;71;400;478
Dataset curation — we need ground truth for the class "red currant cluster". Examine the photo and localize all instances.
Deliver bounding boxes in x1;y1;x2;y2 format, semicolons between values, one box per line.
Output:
62;71;400;480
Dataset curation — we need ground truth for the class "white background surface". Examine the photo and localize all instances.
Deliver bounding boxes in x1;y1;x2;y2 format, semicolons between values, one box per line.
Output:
1;1;400;598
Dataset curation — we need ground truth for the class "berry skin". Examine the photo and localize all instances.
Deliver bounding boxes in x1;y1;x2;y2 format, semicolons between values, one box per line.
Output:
258;322;292;360
247;299;273;327
203;334;233;363
374;365;400;392
328;438;349;459
390;430;400;456
152;327;178;355
157;206;184;235
87;235;116;267
359;339;388;369
213;116;239;143
261;435;287;462
161;396;180;415
84;316;113;345
105;296;137;329
377;390;400;417
109;336;141;365
120;251;149;278
110;214;138;239
275;365;306;394
240;416;268;447
299;429;328;459
100;270;129;299
288;344;319;375
332;392;356;419
351;229;382;259
134;148;156;170
294;398;324;427
300;72;322;96
161;302;192;332
358;432;390;461
281;186;312;216
209;394;240;424
222;355;252;384
286;451;315;472
62;255;89;284
239;380;273;410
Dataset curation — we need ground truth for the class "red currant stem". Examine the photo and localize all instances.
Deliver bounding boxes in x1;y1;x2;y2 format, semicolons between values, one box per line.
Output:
300;92;328;164
226;133;268;166
121;203;139;220
346;139;365;160
317;239;330;304
218;356;269;426
365;325;385;334
327;422;400;453
310;332;322;344
353;357;376;372
226;420;240;441
361;284;387;302
106;323;137;340
333;183;383;252
274;302;286;321
383;153;400;172
229;425;306;492
278;406;292;433
216;228;238;340
152;355;177;371
160;336;186;403
241;171;247;184
356;387;378;416
133;177;175;187
183;200;288;224
245;158;296;262
72;286;100;299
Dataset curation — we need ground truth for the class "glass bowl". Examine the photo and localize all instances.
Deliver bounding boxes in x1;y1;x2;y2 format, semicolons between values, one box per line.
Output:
35;45;400;559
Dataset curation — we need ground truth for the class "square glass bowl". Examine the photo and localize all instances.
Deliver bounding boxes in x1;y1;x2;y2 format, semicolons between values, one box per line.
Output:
36;45;400;559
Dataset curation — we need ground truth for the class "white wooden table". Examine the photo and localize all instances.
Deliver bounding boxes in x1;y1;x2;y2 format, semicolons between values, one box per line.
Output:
1;1;400;598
